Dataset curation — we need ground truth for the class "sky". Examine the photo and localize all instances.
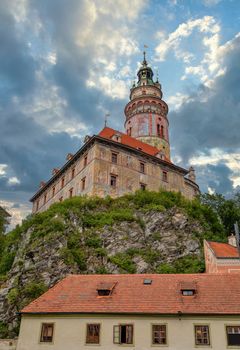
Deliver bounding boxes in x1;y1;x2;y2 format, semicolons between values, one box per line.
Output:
0;0;240;229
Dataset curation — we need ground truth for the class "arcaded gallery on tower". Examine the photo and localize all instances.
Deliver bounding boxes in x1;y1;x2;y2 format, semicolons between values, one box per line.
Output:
31;55;200;214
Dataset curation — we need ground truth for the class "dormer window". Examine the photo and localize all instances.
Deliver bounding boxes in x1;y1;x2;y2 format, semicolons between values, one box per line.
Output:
180;281;196;296
97;282;117;297
97;289;111;296
182;289;195;296
111;134;121;143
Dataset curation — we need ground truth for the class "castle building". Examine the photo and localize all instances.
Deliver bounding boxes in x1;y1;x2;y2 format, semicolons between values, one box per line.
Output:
30;54;199;214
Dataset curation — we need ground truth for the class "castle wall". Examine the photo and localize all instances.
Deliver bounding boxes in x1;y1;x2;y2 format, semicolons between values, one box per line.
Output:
32;141;198;214
91;143;197;199
32;146;96;213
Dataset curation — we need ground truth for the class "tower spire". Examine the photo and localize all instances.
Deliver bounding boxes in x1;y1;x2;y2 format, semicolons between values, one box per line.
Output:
143;51;147;66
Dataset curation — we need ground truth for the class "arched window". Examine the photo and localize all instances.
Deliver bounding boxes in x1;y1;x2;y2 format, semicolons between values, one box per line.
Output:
157;124;160;137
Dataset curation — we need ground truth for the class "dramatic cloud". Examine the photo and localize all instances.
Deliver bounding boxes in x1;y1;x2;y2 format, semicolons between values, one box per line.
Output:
169;32;240;193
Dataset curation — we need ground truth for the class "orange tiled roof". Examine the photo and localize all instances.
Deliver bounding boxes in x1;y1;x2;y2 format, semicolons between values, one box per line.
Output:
208;241;239;258
21;273;240;315
99;127;171;162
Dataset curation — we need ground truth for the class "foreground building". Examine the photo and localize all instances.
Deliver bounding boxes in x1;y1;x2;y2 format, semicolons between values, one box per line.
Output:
30;54;199;213
204;235;240;273
17;273;240;350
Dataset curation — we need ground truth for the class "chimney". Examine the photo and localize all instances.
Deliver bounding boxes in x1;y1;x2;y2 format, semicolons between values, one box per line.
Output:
188;166;196;182
228;234;237;247
66;153;74;161
39;181;46;188
84;135;91;143
52;168;60;176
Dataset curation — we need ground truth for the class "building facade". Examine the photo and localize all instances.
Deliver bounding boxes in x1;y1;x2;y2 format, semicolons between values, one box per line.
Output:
204;237;240;273
30;55;199;214
17;274;240;350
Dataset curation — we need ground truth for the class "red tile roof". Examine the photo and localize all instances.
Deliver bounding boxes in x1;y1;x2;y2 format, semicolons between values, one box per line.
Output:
208;241;239;258
21;274;240;315
99;127;171;162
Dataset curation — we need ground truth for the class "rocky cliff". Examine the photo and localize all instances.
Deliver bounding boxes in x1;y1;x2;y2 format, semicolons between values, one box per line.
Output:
0;190;225;337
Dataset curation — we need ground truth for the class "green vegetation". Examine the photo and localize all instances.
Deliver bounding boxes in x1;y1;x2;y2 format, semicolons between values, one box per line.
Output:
0;189;239;281
156;255;205;274
0;321;8;338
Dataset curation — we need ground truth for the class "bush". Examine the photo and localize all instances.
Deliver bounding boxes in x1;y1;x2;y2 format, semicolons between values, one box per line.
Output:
0;253;15;275
109;253;136;273
7;288;19;305
23;281;48;300
0;321;8;338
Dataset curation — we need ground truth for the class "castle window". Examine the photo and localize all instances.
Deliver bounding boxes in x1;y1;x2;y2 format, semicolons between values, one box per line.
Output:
44;194;47;204
226;326;240;346
129;127;132;136
36;200;39;211
52;186;55;197
69;187;73;198
152;325;167;345
140;183;146;191
71;167;75;179
110;175;117;188
61;177;65;189
86;324;100;344
111;152;118;164
157;124;160;136
40;323;54;343
59;196;63;202
162;171;168;182
84;154;88;167
140;162;145;174
81;177;86;191
195;325;210;346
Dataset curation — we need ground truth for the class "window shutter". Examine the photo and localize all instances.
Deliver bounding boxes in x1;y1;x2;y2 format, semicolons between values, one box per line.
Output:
113;325;120;344
126;325;133;344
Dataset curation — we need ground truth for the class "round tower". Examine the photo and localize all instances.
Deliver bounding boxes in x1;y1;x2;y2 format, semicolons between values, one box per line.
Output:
124;53;170;160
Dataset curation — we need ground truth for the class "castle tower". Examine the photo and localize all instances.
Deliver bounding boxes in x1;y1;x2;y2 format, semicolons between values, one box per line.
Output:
124;52;170;160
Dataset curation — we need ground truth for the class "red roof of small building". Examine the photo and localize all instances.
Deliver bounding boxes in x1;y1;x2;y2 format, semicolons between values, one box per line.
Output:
207;241;239;258
21;273;240;315
99;127;171;162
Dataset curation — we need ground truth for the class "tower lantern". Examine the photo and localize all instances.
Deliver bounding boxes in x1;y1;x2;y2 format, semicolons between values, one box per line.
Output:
124;53;170;160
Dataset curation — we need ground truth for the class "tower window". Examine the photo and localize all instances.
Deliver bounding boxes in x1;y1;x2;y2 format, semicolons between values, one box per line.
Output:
140;162;145;174
157;124;160;136
111;152;118;164
36;200;39;211
69;187;73;198
44;194;47;204
110;175;117;188
59;196;63;202
52;186;55;197
61;177;65;189
129;127;132;136
161;125;164;138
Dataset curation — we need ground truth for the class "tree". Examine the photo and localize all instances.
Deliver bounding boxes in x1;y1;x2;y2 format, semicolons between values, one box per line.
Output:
200;193;240;235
